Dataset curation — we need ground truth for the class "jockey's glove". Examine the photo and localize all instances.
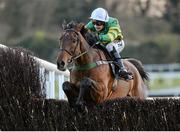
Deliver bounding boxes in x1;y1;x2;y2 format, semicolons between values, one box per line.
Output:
91;33;99;41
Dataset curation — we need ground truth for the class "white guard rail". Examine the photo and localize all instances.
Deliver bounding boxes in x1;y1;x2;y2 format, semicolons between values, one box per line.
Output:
37;58;69;99
0;44;70;99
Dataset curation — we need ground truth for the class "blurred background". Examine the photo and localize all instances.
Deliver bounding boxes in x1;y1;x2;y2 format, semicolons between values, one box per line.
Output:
0;0;179;96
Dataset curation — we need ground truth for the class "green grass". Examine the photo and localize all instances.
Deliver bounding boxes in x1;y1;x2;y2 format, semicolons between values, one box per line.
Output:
54;76;69;99
149;77;180;90
55;80;59;99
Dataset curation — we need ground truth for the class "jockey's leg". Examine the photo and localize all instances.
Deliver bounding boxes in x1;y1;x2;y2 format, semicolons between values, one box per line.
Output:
63;81;79;107
106;40;133;81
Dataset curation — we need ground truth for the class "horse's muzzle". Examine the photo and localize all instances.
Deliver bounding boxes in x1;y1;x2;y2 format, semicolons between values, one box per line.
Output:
57;60;66;71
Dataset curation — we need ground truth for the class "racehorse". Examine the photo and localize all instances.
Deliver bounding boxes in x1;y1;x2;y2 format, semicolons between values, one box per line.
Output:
57;21;149;112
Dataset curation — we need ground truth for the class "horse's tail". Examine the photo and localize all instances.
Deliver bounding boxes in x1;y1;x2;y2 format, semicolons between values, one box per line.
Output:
127;58;149;82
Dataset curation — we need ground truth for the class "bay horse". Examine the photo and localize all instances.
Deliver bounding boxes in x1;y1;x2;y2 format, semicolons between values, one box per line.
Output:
57;22;148;112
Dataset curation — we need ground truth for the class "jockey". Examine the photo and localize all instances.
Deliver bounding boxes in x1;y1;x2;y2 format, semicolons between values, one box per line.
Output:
85;7;133;81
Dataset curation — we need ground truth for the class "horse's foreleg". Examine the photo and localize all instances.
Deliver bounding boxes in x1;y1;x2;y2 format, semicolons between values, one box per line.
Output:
63;81;79;107
76;77;91;106
75;77;93;114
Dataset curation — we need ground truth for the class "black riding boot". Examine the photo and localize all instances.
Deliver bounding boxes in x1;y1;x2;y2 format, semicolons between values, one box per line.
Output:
111;48;133;81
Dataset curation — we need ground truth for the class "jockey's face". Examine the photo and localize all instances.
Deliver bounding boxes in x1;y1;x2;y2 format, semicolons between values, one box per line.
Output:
92;20;105;32
94;24;104;31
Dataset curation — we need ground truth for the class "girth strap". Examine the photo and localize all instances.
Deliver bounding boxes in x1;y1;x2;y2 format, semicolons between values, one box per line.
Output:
71;60;111;71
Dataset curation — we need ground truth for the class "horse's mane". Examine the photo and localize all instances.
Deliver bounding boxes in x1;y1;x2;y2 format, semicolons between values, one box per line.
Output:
62;21;98;46
62;21;76;30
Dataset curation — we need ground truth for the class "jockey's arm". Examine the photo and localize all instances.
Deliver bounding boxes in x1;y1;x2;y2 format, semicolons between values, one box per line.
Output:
85;21;96;31
98;27;122;43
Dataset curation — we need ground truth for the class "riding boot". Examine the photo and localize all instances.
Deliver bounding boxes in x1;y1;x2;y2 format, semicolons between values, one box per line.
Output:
111;48;133;81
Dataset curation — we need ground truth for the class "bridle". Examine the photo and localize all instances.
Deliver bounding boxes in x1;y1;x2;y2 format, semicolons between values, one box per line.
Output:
59;29;96;63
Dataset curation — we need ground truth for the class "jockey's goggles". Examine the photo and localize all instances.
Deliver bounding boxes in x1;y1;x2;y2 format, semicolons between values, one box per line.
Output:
92;20;105;26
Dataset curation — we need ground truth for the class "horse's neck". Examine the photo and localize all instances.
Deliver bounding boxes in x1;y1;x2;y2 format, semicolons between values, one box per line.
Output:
75;35;95;65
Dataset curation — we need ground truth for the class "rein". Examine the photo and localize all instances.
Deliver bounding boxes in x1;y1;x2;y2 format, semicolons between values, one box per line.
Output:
71;42;97;60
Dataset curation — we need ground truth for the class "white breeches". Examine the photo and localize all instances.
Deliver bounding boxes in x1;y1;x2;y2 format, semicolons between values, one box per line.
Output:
106;40;125;53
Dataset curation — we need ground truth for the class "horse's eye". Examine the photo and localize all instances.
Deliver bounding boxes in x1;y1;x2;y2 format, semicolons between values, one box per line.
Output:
73;40;76;43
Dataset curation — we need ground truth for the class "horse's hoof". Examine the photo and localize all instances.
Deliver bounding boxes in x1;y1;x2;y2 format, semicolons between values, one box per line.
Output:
76;104;88;117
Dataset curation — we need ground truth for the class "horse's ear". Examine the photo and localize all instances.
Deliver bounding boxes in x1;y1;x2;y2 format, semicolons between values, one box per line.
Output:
75;23;85;32
62;20;67;30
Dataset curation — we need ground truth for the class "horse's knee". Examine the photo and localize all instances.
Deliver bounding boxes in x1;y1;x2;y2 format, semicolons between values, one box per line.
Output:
63;81;78;107
62;81;71;92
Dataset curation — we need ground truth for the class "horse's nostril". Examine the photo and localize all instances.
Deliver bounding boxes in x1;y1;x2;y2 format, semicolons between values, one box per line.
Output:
60;61;65;67
57;60;65;68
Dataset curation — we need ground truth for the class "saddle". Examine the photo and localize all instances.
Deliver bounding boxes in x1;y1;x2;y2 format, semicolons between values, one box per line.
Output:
94;44;120;79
